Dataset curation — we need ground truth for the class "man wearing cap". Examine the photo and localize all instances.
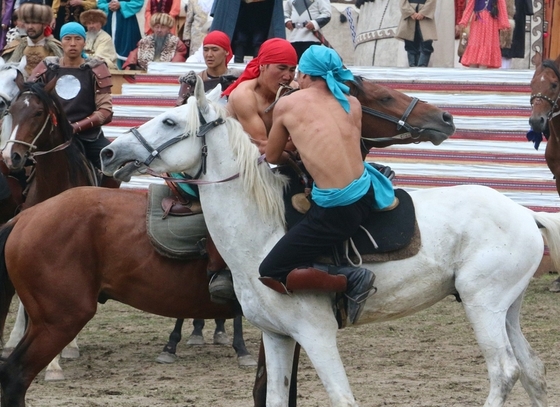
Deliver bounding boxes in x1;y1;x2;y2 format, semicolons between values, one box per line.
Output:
29;22;116;183
176;30;242;106
123;12;187;71
2;0;63;75
80;9;118;69
225;37;298;156
260;45;396;325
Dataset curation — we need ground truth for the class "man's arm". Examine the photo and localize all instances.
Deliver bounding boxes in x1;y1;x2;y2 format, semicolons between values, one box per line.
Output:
265;100;290;165
227;89;269;153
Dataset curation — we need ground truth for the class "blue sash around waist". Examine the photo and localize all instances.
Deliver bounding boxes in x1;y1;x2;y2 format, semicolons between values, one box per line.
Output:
311;162;395;209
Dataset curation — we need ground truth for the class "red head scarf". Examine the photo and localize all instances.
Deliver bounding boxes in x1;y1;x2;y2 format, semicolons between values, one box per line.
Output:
203;30;233;61
222;38;297;97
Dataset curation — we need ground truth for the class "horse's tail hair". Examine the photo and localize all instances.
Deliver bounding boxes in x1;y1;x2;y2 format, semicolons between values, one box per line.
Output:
533;211;560;273
0;222;15;348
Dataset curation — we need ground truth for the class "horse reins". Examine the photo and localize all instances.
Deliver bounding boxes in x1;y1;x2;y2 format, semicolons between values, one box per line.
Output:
530;59;560;120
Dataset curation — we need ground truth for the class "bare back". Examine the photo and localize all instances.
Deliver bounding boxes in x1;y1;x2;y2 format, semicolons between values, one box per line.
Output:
268;82;364;189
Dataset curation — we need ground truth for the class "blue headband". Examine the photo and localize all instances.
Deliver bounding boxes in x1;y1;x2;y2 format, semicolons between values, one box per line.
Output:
60;22;86;40
298;45;354;113
60;22;87;58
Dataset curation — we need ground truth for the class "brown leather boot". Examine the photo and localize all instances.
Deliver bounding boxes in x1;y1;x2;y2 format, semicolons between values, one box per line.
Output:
258;267;347;294
206;235;235;303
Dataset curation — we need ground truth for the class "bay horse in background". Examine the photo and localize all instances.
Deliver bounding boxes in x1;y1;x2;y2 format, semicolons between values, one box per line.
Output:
0;76;98;380
102;78;554;407
529;52;560;292
155;75;456;368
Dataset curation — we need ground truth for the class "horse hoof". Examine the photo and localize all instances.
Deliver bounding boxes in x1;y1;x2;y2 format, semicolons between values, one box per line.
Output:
186;334;205;346
237;354;257;367
44;371;65;381
155;352;177;364
550;281;560;292
1;347;13;359
213;331;230;345
61;347;80;359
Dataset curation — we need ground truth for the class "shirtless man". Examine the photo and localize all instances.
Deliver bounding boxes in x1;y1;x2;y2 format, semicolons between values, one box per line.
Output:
260;45;396;325
224;38;298;155
205;38;298;301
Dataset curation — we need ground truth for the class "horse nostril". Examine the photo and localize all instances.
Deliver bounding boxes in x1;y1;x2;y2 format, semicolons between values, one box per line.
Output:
101;149;114;160
10;153;22;167
442;111;454;126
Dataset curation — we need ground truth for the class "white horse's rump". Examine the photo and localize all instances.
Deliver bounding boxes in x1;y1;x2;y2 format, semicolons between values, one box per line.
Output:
101;76;553;407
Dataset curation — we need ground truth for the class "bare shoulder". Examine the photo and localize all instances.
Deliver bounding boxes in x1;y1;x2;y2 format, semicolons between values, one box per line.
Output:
228;82;258;114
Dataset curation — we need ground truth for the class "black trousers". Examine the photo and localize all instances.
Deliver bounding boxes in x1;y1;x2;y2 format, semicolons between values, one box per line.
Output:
259;187;374;282
290;41;320;61
404;21;433;66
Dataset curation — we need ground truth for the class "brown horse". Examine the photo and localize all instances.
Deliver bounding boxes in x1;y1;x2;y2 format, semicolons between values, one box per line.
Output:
529;52;560;292
0;78;455;407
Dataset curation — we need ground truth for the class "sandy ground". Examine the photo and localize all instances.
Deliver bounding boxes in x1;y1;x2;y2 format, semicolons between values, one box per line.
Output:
5;274;560;407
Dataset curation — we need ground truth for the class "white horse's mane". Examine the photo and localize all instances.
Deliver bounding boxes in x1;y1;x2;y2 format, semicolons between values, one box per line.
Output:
184;96;288;225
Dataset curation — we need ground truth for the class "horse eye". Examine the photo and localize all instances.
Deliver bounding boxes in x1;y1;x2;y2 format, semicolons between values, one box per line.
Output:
34;111;43;117
163;118;175;126
552;82;558;90
381;96;392;103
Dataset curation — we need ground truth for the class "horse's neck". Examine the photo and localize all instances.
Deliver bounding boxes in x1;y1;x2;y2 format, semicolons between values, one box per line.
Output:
198;136;285;288
26;147;91;206
550;115;560;140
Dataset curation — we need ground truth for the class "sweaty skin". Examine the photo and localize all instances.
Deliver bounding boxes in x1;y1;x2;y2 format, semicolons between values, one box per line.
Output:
227;63;296;153
266;72;364;190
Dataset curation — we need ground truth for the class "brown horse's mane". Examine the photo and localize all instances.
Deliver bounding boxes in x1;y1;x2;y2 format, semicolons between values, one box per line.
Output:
17;81;92;185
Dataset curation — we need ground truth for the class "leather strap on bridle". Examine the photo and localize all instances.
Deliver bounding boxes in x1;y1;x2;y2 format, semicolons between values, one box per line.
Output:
530;59;560;120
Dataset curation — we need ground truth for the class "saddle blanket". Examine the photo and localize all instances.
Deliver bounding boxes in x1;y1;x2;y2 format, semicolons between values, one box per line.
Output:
146;184;207;259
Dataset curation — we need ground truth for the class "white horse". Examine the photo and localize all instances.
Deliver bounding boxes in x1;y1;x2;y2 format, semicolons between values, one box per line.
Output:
0;57;26;117
101;76;558;407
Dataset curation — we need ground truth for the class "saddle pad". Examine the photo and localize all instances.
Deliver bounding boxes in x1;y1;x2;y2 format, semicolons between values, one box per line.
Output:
146;184;207;259
351;188;416;254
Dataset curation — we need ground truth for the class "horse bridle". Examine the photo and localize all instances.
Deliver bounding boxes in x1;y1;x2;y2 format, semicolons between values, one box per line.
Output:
130;108;234;184
530;59;560;120
360;97;423;144
2;91;72;160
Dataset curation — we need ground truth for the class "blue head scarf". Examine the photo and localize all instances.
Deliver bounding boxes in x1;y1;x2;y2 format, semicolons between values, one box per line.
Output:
60;22;87;58
298;45;355;113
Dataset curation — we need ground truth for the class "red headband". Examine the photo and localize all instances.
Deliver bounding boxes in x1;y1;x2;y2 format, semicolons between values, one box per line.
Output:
222;38;297;97
203;31;233;60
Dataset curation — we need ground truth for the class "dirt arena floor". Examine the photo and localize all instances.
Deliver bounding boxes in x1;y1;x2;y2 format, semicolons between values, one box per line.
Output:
7;273;560;407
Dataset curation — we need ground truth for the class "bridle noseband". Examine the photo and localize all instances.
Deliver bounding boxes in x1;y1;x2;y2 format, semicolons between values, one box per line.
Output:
3;90;72;160
361;97;423;144
131;107;227;182
530;60;560;120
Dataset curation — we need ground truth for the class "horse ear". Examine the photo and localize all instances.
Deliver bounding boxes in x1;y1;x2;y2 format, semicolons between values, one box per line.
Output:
206;83;222;104
532;52;542;68
44;77;57;94
15;69;25;90
195;75;209;112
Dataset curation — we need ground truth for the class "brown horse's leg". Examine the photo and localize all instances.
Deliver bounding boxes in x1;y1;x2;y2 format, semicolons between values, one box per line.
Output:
253;337;300;407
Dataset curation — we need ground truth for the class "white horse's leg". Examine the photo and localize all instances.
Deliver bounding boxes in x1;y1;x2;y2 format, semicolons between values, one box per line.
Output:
299;329;358;407
2;298;26;357
44;354;65;381
506;293;547;407
61;337;80;359
262;332;296;407
462;304;519;407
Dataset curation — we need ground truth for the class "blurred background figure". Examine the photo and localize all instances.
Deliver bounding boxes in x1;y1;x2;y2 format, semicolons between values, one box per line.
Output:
144;0;180;35
51;0;96;40
284;0;331;61
3;10;27;49
0;0;17;50
98;0;143;69
500;0;533;68
210;0;285;63
183;0;213;57
81;9;118;69
396;0;438;67
123;12;187;70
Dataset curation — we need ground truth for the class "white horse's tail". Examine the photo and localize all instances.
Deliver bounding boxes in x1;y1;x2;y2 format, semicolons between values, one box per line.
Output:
533;211;560;272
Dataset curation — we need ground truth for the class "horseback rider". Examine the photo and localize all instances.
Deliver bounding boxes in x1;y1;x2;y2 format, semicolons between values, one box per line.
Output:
29;22;119;187
260;45;396;325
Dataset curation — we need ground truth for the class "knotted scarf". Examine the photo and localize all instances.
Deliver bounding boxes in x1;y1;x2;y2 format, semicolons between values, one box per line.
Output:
222;38;297;97
298;45;354;113
60;22;87;58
